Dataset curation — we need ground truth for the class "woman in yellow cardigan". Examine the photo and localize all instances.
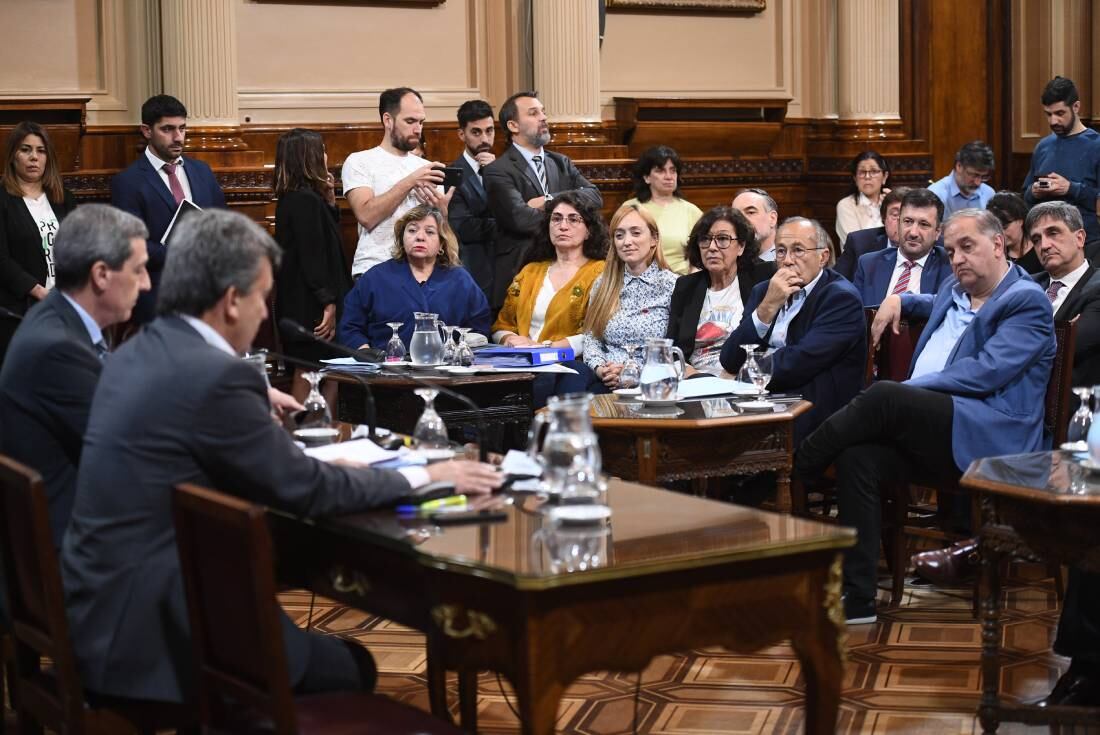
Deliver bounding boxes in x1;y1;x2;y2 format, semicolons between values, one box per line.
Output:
492;190;608;354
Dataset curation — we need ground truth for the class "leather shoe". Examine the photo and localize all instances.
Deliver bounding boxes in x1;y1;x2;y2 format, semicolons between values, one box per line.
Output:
911;538;980;586
1035;669;1100;708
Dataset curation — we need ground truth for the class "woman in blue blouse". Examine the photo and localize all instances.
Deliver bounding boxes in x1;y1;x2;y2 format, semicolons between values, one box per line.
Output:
338;205;491;350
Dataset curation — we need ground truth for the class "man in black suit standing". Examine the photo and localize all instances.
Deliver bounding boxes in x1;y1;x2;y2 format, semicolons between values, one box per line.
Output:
60;209;503;706
448;99;498;299
483;90;602;310
0;204;149;545
834;187;909;281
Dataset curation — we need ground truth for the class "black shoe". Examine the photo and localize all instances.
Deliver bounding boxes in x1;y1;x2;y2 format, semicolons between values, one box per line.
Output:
843;596;877;625
1035;669;1100;708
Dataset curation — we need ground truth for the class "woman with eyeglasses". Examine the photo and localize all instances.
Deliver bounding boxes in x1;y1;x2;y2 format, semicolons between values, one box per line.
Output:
492;192;606;352
666;206;776;377
623;145;703;275
836;150;891;244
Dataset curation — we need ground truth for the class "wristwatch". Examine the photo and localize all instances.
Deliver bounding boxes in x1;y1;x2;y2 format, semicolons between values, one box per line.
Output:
542;340;552;347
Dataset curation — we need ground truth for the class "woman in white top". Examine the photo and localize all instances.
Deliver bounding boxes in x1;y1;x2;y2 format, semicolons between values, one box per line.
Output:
0;121;78;364
835;150;891;244
622;145;703;276
492;191;608;354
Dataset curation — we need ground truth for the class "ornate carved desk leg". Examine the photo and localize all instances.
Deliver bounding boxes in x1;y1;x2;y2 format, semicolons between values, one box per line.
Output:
512;672;565;735
978;529;1002;734
775;467;792;513
790;555;846;735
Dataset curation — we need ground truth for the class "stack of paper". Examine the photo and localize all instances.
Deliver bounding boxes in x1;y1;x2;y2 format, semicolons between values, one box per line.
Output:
320;357;381;374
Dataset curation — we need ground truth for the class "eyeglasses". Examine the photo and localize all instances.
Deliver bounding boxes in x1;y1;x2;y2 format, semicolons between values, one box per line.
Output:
550;213;585;226
856;168;884;178
774;246;827;260
697;234;739;250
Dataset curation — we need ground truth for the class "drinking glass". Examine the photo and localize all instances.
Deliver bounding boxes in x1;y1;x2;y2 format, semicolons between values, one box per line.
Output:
440;325;458;365
746;348;774;399
385;322;406;362
619;344;641;389
1067;386;1094;444
300;372;333;429
737;344;759;386
242;350;271;387
455;327;475;367
413;388;450;450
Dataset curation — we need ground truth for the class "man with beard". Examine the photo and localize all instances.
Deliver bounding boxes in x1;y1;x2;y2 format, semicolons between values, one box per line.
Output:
483;91;602;310
928;141;996;220
1023;76;1100;260
343;87;453;277
111;94;225;324
732;188;779;263
448;99;498;298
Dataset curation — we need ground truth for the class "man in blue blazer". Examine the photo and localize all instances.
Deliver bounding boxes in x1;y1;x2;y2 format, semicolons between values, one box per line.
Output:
852;188;953;305
795;208;1055;625
834;187;908;280
721;217;866;443
448;99;497;300
110;95;226;324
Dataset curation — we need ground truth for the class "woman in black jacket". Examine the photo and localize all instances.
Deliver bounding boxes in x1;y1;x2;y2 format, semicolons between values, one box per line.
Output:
666;206;776;377
273;128;354;400
0;121;78;363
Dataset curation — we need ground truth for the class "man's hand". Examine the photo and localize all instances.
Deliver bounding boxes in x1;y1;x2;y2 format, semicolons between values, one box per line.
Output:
526;195;547;209
1041;172;1072;196
755;267;804;324
314;304;336;341
870;294;903;349
268;386;303;422
426;460;503;495
29;284;48;301
596;362;623;389
474;151;496;168
405;162;446;191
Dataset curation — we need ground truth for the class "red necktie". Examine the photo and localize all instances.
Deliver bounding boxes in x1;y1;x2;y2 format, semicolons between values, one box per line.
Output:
891;260;915;295
163;162;186;205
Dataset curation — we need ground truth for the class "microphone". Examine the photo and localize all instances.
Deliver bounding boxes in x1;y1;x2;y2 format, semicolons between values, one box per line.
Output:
264;348;378;443
0;307;23;321
279;319;488;462
278;318;385;363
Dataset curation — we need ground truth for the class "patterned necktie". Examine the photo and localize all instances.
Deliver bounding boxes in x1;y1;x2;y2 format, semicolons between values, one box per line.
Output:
532;154;548;194
891;260;916;295
162;162;186;205
1046;279;1065;304
93;339;109;361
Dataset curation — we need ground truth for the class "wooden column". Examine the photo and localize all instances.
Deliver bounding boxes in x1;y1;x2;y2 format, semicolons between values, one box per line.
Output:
531;0;608;144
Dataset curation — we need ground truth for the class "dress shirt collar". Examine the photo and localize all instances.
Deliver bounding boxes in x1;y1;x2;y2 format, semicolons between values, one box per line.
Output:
179;314;238;356
857;192;881;209
951;264;1011;311
145;146;182;170
1052;259;1090;293
512;142;545;167
898;250;931;269
622;260;664;286
942;172;978;202
798;268;825;299
463;149;482;173
60;292;103;346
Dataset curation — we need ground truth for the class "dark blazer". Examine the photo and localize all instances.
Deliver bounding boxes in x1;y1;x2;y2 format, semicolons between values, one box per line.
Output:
483;144;602;309
0;290;100;544
447;154;496;299
720;268;866;441
834;226;888;281
274;188;353;354
852;245;952;306
1035;266;1100;387
0;187;77;361
60;316;412;703
110;154;226;323
666;262;777;361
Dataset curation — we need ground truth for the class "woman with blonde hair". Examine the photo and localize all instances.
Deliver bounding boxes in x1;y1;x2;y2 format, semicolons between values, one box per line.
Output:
338;205;490;349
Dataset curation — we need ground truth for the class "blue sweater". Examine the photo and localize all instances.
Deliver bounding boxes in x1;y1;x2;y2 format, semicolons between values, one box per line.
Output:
1023;128;1100;242
338;259;491;349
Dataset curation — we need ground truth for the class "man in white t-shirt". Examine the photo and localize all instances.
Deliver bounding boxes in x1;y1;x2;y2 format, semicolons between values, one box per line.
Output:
342;87;452;276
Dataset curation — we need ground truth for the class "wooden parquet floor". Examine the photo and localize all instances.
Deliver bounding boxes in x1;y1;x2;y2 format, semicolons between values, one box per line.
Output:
278;562;1099;735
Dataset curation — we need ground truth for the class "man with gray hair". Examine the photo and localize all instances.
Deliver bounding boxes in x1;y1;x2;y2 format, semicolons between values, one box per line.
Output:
0;203;149;545
61;209;502;706
732;188;779;262
795;208;1055;625
721;216;866;441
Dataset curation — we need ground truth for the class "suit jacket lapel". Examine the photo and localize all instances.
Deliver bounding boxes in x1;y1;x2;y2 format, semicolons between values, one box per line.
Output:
507;147;544;195
875;249;896;297
139;156;178;212
1054;266;1098;320
686;274;709;345
456;156;486;200
544;152;561;194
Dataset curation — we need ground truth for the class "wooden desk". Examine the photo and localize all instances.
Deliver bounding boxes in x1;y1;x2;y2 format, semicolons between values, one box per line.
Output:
327;369;534;453
589;394;812;512
271;480;854;735
961;450;1100;733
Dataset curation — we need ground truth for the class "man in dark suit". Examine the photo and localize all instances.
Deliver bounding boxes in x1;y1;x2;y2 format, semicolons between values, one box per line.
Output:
111;94;226;324
721;217;866;442
834;187;910;281
797;208;1055;625
483;90;602;310
0;204;149;545
448;99;497;299
60;209;502;706
852;188;952;306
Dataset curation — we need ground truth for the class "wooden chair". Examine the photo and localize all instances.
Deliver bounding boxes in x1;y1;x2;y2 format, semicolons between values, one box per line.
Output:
171;483;465;735
0;455;192;735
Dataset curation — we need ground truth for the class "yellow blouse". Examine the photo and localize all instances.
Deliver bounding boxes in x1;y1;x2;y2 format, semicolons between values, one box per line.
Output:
492;259;605;342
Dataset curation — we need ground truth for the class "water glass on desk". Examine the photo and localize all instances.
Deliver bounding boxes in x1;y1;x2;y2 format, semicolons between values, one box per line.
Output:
1067;386;1094;444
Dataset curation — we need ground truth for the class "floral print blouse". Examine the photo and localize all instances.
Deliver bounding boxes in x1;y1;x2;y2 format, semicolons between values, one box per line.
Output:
582;260;678;368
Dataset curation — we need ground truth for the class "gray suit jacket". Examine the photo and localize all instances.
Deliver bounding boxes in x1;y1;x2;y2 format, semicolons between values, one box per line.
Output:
61;315;411;703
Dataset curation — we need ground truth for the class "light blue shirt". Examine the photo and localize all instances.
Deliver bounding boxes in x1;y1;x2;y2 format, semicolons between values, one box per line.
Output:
908;284;977;379
928;172;994;220
752;269;824;348
758;247;776;262
512;142;548;194
60;293;104;347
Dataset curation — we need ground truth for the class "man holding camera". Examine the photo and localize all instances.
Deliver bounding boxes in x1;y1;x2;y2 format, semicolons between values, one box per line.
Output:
343;87;453;277
1023;76;1100;262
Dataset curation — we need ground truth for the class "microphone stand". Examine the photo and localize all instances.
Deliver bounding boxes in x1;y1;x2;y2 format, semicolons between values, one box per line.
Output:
278;319;488;462
263;348;378;442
